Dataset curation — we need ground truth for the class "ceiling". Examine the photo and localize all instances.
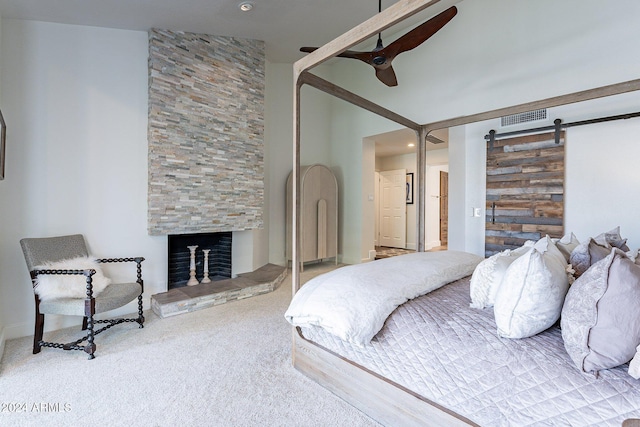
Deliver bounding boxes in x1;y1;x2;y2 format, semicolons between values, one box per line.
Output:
374;128;448;158
0;0;429;63
0;0;452;157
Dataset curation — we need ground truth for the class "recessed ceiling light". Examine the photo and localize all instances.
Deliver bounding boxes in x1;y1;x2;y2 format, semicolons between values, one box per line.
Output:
239;2;254;12
408;143;415;148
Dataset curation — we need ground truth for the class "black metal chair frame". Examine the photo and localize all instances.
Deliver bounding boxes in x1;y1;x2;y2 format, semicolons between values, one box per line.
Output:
30;257;145;360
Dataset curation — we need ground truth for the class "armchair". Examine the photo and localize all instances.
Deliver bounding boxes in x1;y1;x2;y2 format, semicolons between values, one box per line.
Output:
20;234;144;359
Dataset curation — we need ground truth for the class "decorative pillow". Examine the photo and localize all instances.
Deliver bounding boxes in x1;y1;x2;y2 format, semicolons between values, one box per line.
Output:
569;238;611;277
629;345;640;380
594;226;630;252
34;256;111;301
561;249;640;375
628;249;640;265
494;236;569;339
469;242;533;309
553;232;580;263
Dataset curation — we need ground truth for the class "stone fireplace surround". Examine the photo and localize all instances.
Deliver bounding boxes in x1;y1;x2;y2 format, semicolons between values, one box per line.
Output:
146;29;283;317
147;29;265;236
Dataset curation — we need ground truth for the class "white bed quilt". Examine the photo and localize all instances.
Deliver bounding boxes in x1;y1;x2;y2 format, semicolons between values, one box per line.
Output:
284;250;482;346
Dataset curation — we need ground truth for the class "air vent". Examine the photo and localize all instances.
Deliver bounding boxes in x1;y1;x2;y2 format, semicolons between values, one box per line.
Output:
500;109;547;127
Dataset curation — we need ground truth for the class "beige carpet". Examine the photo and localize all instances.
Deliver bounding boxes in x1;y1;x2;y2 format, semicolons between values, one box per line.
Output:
0;262;380;427
374;246;415;259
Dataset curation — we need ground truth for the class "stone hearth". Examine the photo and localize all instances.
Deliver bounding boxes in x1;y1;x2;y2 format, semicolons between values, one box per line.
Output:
151;264;287;318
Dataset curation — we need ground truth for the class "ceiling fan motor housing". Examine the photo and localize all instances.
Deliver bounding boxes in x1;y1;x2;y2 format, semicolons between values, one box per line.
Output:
373;55;387;65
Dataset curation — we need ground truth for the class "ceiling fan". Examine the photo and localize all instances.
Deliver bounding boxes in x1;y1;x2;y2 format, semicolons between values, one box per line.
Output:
300;2;457;87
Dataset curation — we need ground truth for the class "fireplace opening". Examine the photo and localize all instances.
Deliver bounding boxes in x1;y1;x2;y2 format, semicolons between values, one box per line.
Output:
168;232;232;290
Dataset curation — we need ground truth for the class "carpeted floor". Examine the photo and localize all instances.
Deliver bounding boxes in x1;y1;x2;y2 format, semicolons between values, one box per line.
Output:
374;246;415;259
374;245;446;259
0;262;380;427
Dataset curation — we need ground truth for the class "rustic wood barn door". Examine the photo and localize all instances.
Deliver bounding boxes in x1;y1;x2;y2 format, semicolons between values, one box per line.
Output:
485;131;565;256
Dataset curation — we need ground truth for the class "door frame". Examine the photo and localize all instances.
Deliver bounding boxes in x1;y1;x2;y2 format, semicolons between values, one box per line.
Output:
426;163;448;250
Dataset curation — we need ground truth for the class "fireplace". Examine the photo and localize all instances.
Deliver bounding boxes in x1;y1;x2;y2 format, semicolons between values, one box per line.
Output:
168;232;232;290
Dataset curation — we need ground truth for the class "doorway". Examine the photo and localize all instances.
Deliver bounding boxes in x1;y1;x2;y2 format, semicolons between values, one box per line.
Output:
426;164;449;250
368;128;450;258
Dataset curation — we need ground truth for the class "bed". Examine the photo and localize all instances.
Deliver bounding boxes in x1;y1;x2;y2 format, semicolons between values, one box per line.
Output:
287;249;640;426
290;1;640;425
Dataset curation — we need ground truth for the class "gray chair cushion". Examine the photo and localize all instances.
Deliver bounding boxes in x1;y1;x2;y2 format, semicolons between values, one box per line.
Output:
39;282;142;316
21;234;89;271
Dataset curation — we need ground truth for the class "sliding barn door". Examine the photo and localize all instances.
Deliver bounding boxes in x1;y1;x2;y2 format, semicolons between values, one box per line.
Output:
485;131;565;256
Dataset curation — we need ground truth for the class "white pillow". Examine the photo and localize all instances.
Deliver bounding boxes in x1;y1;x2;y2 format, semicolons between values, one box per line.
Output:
494;236;569;339
627;249;640;265
629;345;640;379
469;242;533;309
34;256;111;301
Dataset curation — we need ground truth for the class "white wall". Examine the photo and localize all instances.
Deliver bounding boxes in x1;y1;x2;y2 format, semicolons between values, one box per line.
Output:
265;63;334;266
264;62;293;267
564;119;640;244
0;20;152;338
0;20;270;341
319;0;640;263
443;123;491;254
361;137;376;261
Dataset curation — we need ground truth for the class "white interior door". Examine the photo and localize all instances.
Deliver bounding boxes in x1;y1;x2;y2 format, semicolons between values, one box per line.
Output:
379;169;406;248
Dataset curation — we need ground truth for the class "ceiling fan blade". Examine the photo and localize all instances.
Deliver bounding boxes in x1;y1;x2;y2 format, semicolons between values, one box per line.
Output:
375;66;398;87
384;6;457;60
300;47;373;63
300;6;456;87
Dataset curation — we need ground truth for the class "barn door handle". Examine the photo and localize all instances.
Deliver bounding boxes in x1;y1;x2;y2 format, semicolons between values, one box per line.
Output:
491;203;496;224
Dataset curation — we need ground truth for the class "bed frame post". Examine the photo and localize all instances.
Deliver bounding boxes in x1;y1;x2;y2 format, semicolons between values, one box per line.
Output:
293;74;302;293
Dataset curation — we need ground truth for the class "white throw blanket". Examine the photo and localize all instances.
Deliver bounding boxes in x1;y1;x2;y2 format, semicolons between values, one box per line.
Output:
285;250;482;346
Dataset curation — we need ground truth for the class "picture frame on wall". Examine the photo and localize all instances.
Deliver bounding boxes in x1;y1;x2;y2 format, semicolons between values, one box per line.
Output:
406;172;414;204
0;109;5;180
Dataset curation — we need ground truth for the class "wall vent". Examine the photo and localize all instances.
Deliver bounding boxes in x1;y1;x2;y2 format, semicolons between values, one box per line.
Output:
501;109;547;127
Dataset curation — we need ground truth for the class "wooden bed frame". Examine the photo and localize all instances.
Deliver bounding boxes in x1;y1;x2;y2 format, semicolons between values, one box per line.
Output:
291;0;640;424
